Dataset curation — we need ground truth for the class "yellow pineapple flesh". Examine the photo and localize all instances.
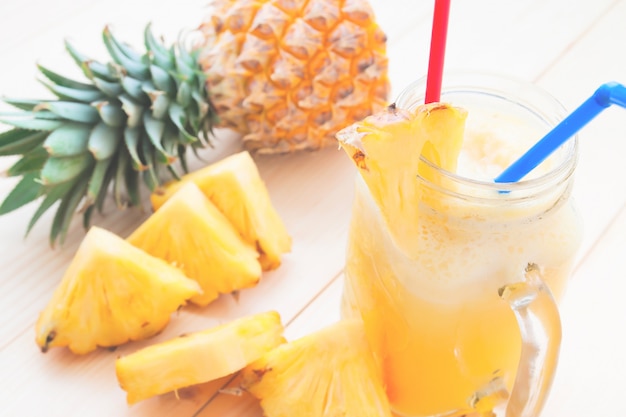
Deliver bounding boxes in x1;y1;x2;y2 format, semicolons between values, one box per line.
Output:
128;182;262;307
151;151;291;270
241;319;392;417
115;310;285;404
35;227;201;355
336;103;467;254
198;0;390;153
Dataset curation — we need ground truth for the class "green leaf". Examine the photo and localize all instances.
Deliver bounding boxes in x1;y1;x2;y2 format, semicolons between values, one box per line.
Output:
0;110;62;121
0;129;48;156
43;122;91;157
176;81;192;107
82;60;119;82
178;37;199;69
82;205;95;230
174;52;197;80
177;144;189;173
26;180;75;237
113;147;130;208
124;159;141;207
123;127;148;170
6;146;48;176
88;122;122;160
39;80;105;103
2;98;47;111
94;158;115;214
94;101;126;127
38;101;100;123
150;65;175;95
166;164;181;181
0;116;64;131
92;77;124;98
103;27;150;80
0;172;43;215
86;157;114;203
143;113;175;164
150;91;170;119
162;123;180;156
40;154;93;185
119;95;144;128
37;64;96;90
121;76;148;102
50;175;89;247
145;24;175;71
140;134;159;192
65;40;117;82
105;26;144;62
169;102;198;144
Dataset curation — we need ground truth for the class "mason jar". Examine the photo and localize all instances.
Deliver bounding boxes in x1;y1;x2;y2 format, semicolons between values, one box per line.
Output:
341;72;583;417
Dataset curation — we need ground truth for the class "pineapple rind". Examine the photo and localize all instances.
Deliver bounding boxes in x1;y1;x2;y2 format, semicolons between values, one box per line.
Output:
242;319;393;417
115;310;286;404
198;0;390;154
129;182;262;306
35;227;201;355
151;151;291;270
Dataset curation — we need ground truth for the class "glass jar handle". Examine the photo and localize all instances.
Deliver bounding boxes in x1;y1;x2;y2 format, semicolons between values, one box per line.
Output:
499;263;562;417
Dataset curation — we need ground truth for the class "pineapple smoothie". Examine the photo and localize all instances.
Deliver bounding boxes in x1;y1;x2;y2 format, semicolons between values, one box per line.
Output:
338;74;582;417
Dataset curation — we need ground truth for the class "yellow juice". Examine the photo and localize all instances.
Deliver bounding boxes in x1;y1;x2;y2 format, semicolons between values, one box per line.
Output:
343;174;580;416
338;73;584;416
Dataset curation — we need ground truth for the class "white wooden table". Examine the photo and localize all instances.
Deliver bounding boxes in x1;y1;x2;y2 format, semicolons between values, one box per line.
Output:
1;1;625;416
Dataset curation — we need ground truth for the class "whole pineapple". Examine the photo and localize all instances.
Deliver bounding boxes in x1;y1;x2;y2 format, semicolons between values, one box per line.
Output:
0;0;389;245
199;0;390;153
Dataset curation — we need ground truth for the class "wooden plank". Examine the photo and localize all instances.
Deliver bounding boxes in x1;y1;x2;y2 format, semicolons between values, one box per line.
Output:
195;277;345;416
386;0;618;97
0;143;357;416
0;0;624;416
535;0;626;258
543;203;626;416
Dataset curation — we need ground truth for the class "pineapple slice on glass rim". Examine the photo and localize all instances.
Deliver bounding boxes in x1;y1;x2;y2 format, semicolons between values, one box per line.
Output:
336;102;467;255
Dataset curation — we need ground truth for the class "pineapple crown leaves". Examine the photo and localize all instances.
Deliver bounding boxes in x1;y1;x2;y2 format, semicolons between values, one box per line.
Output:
0;24;218;247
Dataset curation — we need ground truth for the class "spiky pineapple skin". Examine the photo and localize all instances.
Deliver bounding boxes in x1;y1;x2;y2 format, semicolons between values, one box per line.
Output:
198;0;390;154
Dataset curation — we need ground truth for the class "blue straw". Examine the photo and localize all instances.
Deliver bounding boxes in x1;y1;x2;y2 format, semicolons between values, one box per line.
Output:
495;82;626;183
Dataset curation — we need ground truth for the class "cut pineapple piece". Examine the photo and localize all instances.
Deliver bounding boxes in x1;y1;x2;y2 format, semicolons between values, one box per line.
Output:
150;151;291;270
128;182;262;307
336;103;467;254
115;311;286;405
35;227;201;355
241;319;392;417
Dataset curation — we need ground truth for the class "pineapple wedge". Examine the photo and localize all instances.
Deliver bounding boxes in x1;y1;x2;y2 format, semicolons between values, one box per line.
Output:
336;103;467;255
115;311;286;404
150;151;291;270
241;320;392;417
128;182;262;307
35;227;201;355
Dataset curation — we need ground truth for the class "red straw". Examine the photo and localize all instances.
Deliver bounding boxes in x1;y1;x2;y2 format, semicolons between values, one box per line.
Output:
425;0;451;103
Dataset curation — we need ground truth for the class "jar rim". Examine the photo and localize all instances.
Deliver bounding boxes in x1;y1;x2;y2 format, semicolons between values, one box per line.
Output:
394;70;579;195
